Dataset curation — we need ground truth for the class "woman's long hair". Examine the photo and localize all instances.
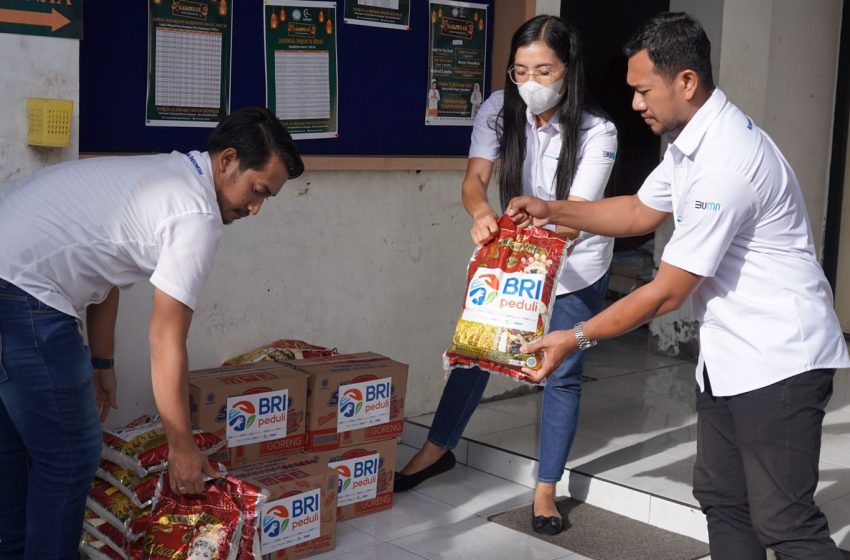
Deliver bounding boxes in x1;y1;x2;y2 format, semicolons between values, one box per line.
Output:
496;15;601;209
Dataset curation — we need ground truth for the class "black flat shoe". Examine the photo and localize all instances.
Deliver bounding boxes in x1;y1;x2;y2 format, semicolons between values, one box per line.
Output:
531;505;564;535
393;450;456;492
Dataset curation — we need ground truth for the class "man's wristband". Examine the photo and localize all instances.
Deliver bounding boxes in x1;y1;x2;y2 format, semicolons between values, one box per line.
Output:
574;322;597;351
91;357;114;370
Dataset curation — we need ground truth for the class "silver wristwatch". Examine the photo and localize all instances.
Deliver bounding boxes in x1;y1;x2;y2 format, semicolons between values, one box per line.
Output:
574;321;597;350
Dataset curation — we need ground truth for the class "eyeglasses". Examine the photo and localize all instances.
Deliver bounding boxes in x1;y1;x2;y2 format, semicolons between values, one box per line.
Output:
508;64;565;85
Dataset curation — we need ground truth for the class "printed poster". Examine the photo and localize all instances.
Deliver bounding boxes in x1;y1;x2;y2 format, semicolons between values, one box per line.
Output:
343;0;410;31
264;0;339;139
146;0;233;127
426;0;487;126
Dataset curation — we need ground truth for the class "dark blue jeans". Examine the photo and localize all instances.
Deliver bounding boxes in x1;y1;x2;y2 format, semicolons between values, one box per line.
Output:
0;280;102;560
429;269;611;483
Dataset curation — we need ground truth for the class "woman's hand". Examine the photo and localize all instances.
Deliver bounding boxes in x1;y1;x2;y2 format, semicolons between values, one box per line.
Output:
470;213;500;244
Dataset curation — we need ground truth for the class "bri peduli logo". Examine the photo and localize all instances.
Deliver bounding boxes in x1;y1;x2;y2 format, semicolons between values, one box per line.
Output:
335;465;353;492
468;274;499;306
339;388;364;418
228;400;256;432
263;505;290;537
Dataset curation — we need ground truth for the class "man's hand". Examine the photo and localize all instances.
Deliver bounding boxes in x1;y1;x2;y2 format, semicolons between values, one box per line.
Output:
167;442;219;495
471;213;499;244
505;196;553;228
520;330;578;383
93;367;118;422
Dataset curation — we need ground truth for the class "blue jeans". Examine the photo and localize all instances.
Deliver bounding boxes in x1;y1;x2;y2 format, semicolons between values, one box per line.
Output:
429;269;611;483
0;280;102;560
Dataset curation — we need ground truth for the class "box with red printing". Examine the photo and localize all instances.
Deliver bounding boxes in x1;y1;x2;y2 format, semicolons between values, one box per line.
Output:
188;362;308;467
282;353;407;452
231;453;337;559
308;438;396;521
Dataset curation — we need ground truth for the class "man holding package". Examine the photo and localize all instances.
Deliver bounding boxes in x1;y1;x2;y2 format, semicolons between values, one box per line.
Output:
0;107;304;559
507;12;849;559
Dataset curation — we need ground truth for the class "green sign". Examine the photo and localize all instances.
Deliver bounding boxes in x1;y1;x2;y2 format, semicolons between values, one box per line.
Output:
264;1;339;140
145;0;233;127
427;0;488;126
344;0;410;31
0;0;82;39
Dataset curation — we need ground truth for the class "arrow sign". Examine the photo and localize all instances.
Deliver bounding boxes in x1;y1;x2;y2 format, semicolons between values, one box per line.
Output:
0;2;81;39
0;8;70;31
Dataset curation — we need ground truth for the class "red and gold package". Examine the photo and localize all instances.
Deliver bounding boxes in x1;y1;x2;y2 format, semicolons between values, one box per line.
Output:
445;215;568;381
87;478;150;542
80;534;126;560
102;416;224;477
139;475;268;560
222;340;337;366
97;460;159;509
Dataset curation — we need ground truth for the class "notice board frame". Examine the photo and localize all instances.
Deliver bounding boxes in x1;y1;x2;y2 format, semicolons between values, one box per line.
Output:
79;0;495;158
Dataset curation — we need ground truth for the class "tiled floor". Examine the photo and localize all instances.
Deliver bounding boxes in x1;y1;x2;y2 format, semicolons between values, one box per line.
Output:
320;328;850;559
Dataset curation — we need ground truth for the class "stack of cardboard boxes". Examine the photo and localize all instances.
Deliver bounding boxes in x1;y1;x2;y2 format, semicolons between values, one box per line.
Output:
187;352;407;558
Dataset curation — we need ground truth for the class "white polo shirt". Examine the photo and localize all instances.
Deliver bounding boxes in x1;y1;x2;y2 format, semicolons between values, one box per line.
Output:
0;151;223;320
638;88;850;396
470;91;617;294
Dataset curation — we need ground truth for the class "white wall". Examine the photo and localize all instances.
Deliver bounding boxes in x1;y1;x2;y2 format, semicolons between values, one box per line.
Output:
0;34;79;183
108;168;524;426
719;0;842;254
650;0;843;358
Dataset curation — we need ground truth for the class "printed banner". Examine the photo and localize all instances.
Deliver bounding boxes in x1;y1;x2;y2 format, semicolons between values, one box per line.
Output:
343;0;410;30
264;0;339;139
426;0;487;126
225;389;289;447
329;452;380;506
260;489;321;554
336;377;391;433
146;0;233;127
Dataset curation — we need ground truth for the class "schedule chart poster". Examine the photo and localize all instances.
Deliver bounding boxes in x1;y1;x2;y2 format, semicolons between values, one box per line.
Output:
146;0;233;127
426;0;487;126
264;0;339;139
343;0;410;31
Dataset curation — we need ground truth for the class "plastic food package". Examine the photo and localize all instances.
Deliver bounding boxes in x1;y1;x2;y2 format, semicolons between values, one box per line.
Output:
96;460;159;509
79;534;126;560
86;478;150;542
222;340;337;366
138;474;268;560
102;416;224;477
81;508;142;560
445;215;569;382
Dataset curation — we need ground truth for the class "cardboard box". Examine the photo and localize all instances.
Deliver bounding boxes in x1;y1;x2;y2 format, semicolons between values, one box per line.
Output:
308;438;396;521
231;453;337;559
188;362;308;467
282;353;407;451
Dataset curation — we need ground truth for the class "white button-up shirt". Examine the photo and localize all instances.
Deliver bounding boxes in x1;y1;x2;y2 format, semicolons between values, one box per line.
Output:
0;151;222;319
638;88;849;396
470;91;617;294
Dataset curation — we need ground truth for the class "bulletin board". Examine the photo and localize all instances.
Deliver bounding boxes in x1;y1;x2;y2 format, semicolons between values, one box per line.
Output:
79;0;495;156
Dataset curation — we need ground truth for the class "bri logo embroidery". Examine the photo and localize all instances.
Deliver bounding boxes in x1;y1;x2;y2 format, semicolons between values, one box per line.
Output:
603;150;617;161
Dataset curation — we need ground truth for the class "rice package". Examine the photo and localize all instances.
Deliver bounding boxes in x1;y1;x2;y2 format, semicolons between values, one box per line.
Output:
445;215;568;381
138;474;268;560
222;340;337;366
102;416;224;477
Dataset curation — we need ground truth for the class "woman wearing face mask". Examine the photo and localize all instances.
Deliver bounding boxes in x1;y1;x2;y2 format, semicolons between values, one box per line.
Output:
395;15;616;536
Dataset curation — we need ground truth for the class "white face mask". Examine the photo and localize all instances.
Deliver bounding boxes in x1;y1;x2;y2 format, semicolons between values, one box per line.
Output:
517;78;565;115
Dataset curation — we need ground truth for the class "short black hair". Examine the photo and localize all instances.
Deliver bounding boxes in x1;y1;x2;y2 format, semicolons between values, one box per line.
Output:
208;107;304;179
624;12;715;90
